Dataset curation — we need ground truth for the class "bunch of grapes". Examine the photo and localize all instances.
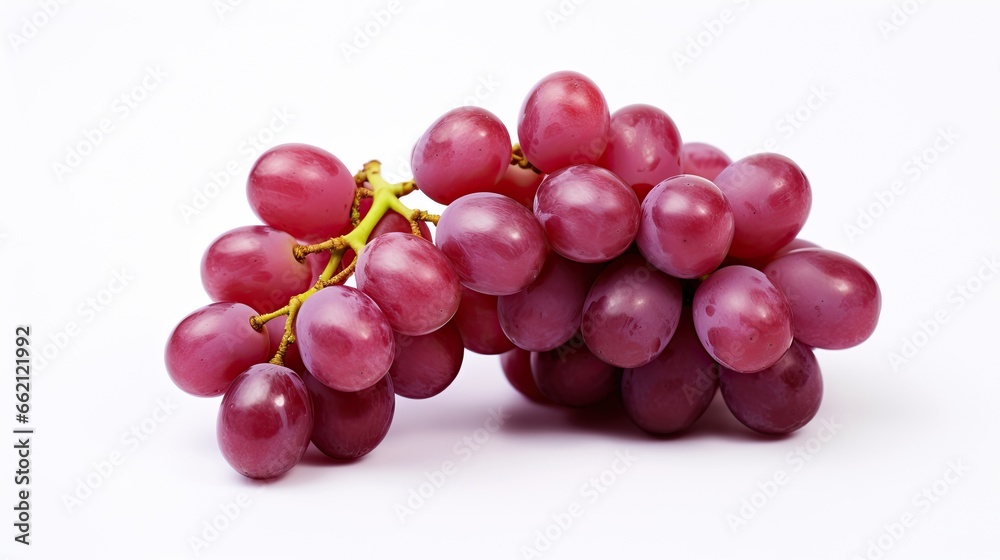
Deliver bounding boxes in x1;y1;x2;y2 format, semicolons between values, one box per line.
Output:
165;70;881;479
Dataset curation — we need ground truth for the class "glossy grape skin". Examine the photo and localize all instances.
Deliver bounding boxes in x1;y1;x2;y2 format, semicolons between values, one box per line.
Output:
165;303;270;397
304;371;395;460
498;255;595;352
518;70;611;173
201;225;313;314
500;348;550;404
411;106;511;205
452;286;515;355
681;142;732;181
247;143;356;243
436;192;548;296
763;249;881;349
720;341;823;435
582;254;683;369
492;163;545;209
692;265;793;374
637;175;735;279
296;286;395;392
389;322;464;399
217;363;313;479
531;339;620;407
598;104;683;202
621;311;718;434
713;153;812;259
356;233;461;336
534;165;640;263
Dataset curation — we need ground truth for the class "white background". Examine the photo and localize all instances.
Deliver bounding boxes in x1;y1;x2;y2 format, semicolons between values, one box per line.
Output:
2;1;999;559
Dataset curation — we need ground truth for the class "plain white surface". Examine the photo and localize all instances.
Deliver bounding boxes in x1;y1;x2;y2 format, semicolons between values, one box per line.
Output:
3;1;999;558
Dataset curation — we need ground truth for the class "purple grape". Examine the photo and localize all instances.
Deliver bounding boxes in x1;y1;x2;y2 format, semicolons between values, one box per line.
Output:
304;371;395;460
637;175;734;279
247;143;356;243
296;286;394;392
498;254;596;351
518;71;611;173
681;142;732;181
165;302;270;397
534;164;640;263
582;254;683;369
411;106;511;205
598;104;683;202
713;153;812;259
436;192;547;296
531;338;619;407
356;232;461;336
720;341;823;435
621;310;718;434
500;348;550;404
763;249;881;349
389;322;464;399
453;286;515;355
692;265;793;373
201;225;313;314
217;363;313;478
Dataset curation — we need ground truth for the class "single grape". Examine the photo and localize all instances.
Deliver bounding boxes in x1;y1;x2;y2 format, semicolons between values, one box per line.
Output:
637;175;734;278
621;309;718;434
217;363;313;479
713;153;812;259
296;286;395;392
500;348;550;404
681;142;732;181
763;249;881;349
498;254;596;352
304;371;395;460
598;104;683;201
531;338;619;407
436;192;547;295
411;106;511;205
356;232;461;336
492;163;545;209
534;164;640;263
201;225;313;314
247;143;356;243
165;302;270;397
719;341;823;435
369;209;433;242
692;265;793;373
518;70;611;173
582;254;683;369
389;322;464;399
452;285;515;355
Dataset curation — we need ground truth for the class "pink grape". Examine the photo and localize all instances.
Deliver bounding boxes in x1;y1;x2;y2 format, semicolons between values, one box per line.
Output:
692;265;793;373
713;153;812;259
582;254;683;369
534;164;640;263
492;163;545;209
389;322;464;399
518;71;610;173
719;341;823;435
201;225;313;313
598;104;683;201
497;254;596;352
165;302;270;397
436;192;547;295
531;338;619;407
304;371;395;460
356;232;461;336
637;175;735;278
500;348;550;404
763;249;881;349
681;142;732;181
296;286;395;392
411;106;511;205
453;286;515;355
247;143;356;243
217;363;313;479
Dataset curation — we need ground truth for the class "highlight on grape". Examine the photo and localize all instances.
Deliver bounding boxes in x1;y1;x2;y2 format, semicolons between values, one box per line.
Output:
163;69;882;479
